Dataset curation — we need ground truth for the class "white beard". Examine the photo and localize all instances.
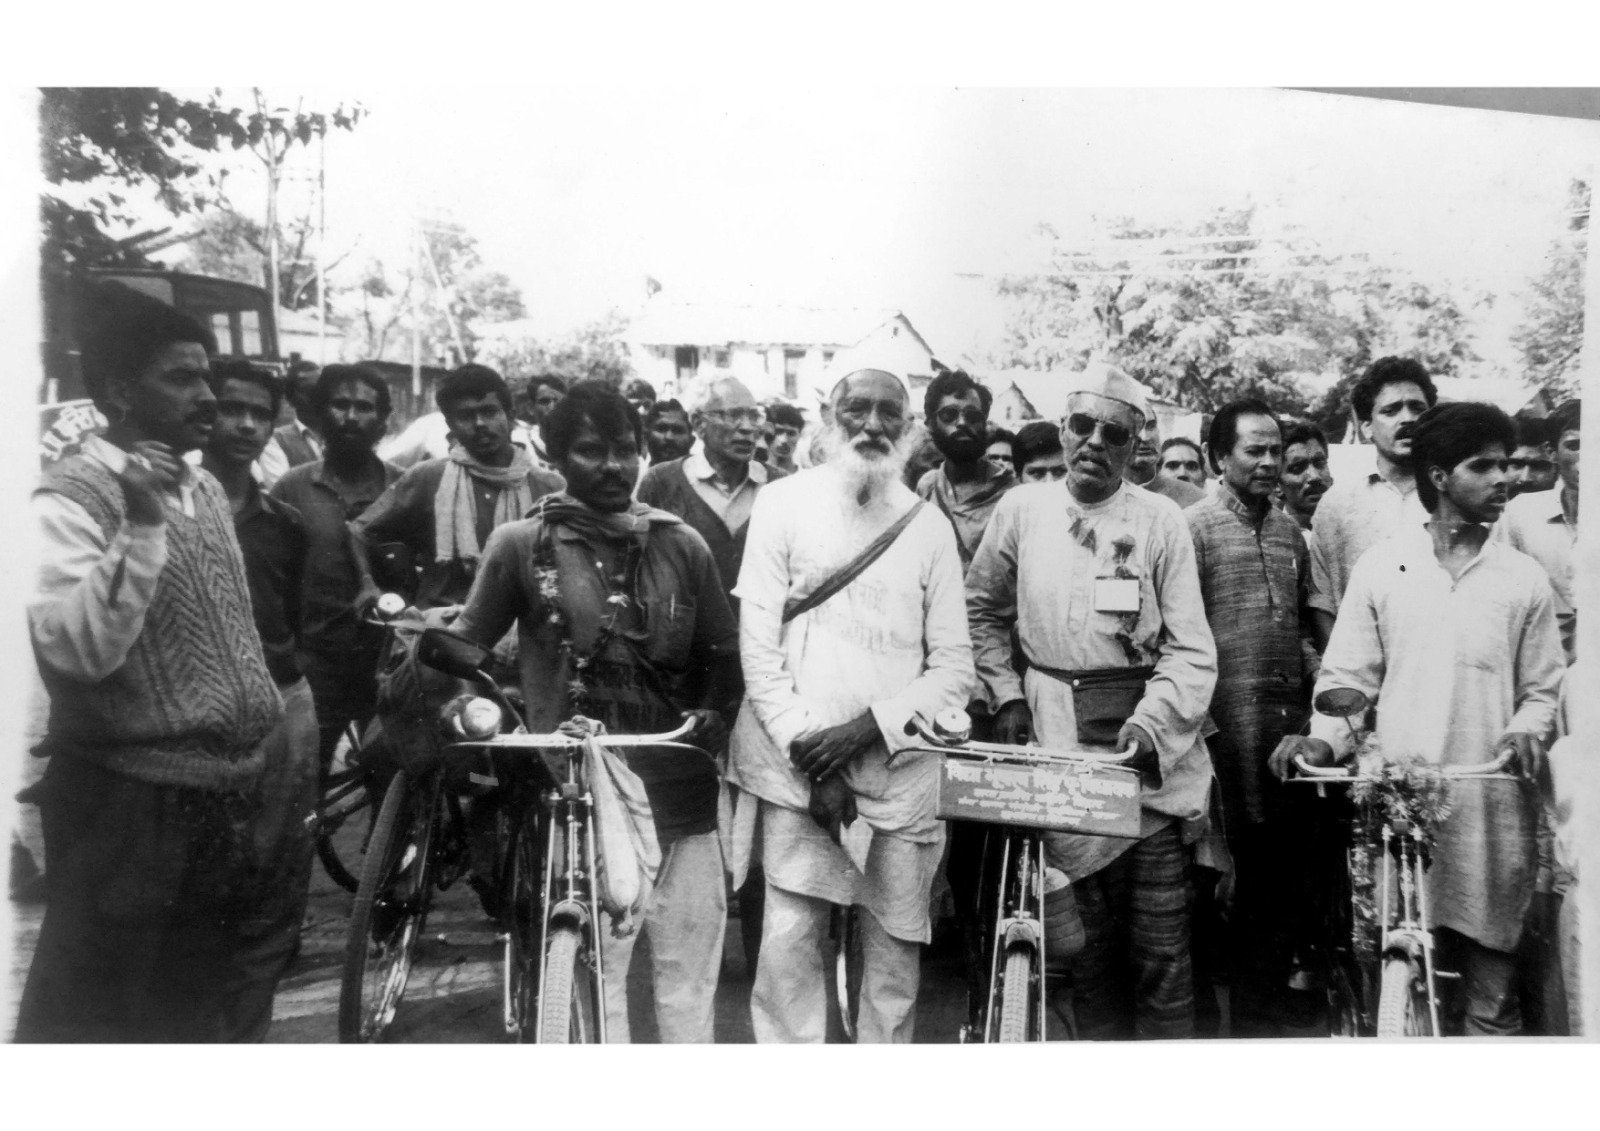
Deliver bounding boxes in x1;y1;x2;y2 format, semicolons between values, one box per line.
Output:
819;422;912;502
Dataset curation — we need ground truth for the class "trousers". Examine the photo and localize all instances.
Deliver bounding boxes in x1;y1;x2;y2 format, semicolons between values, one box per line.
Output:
1064;824;1195;1041
750;880;922;1043
1437;929;1522;1036
601;830;726;1043
15;746;289;1043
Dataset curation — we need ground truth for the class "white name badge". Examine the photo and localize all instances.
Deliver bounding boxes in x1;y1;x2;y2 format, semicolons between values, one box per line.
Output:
1094;577;1141;614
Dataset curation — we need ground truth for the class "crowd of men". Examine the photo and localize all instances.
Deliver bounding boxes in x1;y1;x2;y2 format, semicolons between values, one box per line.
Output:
15;279;1584;1042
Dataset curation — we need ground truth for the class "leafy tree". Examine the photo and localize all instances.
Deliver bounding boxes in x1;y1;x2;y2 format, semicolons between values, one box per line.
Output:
185;206;343;311
345;217;528;367
1513;179;1589;402
991;205;1486;420
474;311;636;388
41;88;361;282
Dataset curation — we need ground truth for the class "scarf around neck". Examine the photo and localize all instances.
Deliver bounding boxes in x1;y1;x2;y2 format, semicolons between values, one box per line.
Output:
533;492;682;548
433;444;538;565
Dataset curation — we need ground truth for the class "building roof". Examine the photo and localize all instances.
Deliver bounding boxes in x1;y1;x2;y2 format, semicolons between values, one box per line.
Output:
630;298;896;348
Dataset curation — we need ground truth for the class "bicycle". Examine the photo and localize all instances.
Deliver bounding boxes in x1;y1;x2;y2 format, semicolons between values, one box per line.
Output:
342;625;717;1043
309;594;411;893
1287;687;1521;1039
901;709;1143;1042
336;609;495;1043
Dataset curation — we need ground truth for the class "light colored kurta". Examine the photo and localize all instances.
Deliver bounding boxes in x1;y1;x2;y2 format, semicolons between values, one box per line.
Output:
728;463;975;935
1493;488;1577;662
1310;523;1564;952
1308;467;1428;617
965;479;1218;880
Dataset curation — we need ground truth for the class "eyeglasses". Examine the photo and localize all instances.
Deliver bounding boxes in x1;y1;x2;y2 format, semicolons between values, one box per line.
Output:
1064;413;1133;448
704;408;764;428
934;406;987;427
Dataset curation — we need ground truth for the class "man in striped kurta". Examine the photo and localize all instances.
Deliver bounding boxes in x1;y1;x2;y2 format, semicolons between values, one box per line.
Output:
1186;400;1322;1033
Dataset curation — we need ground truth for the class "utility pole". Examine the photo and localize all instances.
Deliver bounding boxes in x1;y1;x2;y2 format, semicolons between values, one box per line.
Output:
316;121;328;364
410;222;422;400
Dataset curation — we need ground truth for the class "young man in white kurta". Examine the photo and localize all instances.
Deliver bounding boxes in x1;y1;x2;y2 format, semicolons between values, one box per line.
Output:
729;368;974;1043
1280;402;1563;1035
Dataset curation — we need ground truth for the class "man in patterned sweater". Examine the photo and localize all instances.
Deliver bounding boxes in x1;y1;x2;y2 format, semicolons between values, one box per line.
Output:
18;282;284;1041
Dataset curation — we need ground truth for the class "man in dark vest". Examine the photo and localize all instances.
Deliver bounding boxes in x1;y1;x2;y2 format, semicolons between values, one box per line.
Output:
20;282;284;1041
637;375;788;605
636;374;787;971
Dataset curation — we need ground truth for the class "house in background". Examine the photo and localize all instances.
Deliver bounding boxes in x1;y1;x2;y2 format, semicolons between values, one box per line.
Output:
629;298;937;405
988;367;1199;441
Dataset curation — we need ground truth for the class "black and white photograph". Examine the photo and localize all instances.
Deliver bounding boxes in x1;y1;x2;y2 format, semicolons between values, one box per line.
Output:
3;26;1598;1111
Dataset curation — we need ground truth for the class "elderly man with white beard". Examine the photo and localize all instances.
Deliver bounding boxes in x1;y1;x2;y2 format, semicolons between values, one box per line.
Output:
728;365;975;1043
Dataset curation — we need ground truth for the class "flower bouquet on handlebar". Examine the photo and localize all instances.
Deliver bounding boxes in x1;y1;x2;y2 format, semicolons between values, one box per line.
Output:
1284;687;1521;1038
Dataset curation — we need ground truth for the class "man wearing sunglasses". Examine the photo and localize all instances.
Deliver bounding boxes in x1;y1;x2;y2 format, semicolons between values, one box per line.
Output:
966;362;1218;1040
914;369;1015;569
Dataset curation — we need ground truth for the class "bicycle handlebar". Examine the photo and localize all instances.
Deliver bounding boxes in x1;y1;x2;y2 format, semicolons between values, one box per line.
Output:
1291;747;1518;782
902;715;1140;766
449;716;717;766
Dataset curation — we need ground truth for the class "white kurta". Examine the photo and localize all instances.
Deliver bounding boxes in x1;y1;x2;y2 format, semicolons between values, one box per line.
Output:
1310;524;1564;951
965;479;1219;880
728;464;975;935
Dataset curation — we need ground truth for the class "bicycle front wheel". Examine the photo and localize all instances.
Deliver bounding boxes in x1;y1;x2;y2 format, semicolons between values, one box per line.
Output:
1376;955;1433;1038
996;943;1037;1042
539;921;599;1043
339;770;437;1043
504;803;543;1041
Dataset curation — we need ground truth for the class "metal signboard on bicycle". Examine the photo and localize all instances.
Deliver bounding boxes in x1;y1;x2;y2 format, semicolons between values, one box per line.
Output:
935;745;1141;839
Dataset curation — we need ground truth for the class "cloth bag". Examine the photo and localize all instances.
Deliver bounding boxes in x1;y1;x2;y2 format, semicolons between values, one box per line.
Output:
585;735;662;937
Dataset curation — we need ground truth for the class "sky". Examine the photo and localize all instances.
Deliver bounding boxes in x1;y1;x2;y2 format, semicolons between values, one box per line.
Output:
188;87;1596;373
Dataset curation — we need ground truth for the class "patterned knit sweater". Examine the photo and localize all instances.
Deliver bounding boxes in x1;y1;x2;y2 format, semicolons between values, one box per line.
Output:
37;457;283;791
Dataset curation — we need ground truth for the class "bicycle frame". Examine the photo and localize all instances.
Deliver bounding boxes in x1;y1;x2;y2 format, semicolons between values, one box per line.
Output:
533;744;607;1044
904;713;1140;1043
1291;749;1518;1038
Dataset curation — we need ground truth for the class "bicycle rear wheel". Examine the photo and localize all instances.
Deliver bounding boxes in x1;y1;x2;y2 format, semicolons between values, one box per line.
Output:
314;763;373;892
538;921;599;1043
1376;955;1432;1038
339;770;437;1042
996;943;1037;1042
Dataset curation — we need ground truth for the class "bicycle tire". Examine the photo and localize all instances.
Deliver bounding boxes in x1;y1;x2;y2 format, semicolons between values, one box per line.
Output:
996;944;1036;1042
314;766;372;892
339;770;435;1043
538;921;597;1044
505;804;542;1041
1376;955;1432;1038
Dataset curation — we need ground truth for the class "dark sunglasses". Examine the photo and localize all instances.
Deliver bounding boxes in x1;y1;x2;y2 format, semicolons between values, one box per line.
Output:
1065;413;1133;448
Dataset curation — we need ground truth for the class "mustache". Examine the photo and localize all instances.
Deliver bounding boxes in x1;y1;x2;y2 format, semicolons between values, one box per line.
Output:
187;404;217;426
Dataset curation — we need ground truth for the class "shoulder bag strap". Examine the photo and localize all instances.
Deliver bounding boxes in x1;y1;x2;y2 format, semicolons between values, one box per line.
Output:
782;500;926;624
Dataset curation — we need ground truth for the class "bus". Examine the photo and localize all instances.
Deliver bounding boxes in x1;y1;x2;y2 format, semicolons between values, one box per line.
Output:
39;268;281;463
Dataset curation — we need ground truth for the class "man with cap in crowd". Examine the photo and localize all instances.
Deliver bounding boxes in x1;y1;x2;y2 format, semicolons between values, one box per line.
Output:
966;361;1218;1040
729;361;974;1043
19;282;284;1041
